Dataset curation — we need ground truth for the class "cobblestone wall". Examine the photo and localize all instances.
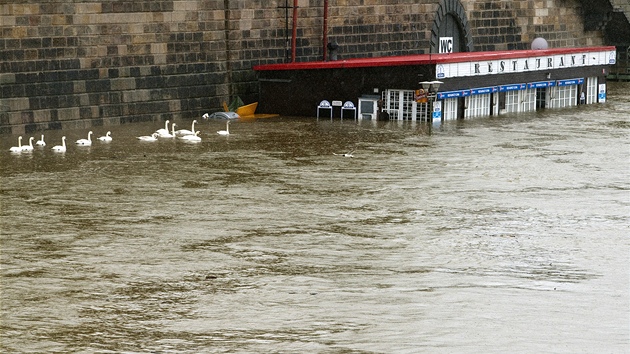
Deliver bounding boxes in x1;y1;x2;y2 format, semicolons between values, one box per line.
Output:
0;0;605;134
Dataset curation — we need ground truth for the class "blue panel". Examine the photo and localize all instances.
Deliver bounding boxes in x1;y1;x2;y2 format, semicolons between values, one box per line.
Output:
437;90;471;99
556;78;584;86
528;81;556;89
471;86;498;95
499;83;526;92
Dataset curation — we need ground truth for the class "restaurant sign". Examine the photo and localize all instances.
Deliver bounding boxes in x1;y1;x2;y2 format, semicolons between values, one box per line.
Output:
436;50;616;79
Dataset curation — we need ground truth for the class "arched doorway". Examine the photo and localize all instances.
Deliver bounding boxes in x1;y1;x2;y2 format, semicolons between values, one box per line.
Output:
430;0;473;53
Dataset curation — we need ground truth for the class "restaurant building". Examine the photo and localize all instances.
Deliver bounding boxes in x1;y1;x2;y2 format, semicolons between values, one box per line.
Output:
254;45;616;121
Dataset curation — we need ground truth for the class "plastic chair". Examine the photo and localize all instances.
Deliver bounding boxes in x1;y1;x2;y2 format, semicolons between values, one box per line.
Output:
317;100;333;118
341;101;357;119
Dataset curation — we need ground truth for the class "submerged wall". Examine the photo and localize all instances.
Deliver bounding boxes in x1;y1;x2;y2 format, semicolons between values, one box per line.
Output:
0;0;607;134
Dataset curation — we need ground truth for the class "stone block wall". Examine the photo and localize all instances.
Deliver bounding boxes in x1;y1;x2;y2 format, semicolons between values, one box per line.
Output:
465;0;605;51
0;1;240;135
0;0;606;134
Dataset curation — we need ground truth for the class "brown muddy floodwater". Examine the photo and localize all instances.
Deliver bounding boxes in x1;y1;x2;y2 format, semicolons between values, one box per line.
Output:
1;83;629;353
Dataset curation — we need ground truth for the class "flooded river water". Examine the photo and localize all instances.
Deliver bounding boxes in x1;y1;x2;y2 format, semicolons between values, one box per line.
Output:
1;83;629;353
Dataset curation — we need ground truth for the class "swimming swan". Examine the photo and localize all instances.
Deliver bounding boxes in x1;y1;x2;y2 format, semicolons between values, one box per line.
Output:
9;136;22;153
178;131;201;142
97;131;112;142
75;131;93;146
155;120;170;136
35;134;46;146
333;150;355;158
21;137;35;152
175;120;197;136
157;123;176;138
52;136;67;152
217;121;230;136
137;133;159;142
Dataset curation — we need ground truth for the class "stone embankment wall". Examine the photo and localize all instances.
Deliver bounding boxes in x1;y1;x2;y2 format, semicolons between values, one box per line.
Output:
1;0;604;134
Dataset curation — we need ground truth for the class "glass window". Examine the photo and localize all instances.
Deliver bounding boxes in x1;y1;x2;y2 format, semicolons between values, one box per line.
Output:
443;98;458;120
586;77;597;104
505;90;520;113
465;94;490;118
521;89;536;112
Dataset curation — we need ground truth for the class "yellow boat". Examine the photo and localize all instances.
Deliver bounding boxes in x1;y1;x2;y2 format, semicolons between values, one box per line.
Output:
235;102;258;117
222;99;278;119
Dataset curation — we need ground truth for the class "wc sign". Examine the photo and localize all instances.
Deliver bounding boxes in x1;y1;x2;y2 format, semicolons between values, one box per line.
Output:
439;37;453;53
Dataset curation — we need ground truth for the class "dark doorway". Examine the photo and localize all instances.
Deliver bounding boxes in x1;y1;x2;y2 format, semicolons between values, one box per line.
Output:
457;97;466;119
536;88;547;110
438;14;466;53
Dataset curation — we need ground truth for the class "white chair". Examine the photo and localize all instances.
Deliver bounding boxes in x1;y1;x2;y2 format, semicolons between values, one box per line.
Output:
317;100;333;118
341;101;357;119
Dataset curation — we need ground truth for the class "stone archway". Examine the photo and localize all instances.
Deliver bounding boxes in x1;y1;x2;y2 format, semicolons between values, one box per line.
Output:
430;0;474;53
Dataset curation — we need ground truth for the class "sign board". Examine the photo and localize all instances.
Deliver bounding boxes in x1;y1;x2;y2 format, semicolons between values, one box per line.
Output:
437;90;471;99
415;89;428;103
528;81;556;89
499;83;526;92
436;49;616;79
598;84;606;103
471;86;498;95
331;100;343;107
556;78;584;86
432;100;442;120
439;37;453;54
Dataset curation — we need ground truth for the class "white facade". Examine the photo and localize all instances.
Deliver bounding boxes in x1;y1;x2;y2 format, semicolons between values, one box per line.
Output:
436;77;596;119
377;49;610;121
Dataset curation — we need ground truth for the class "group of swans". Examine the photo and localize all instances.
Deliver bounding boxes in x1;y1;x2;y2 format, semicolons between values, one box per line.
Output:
9;136;43;153
141;119;207;143
142;119;199;141
74;131;112;146
9;130;112;153
9;116;233;154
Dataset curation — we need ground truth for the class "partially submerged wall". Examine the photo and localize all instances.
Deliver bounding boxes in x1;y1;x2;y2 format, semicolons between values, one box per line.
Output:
0;0;606;134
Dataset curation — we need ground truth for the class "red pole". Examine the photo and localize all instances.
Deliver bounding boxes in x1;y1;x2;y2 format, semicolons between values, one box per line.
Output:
291;0;298;62
323;0;328;61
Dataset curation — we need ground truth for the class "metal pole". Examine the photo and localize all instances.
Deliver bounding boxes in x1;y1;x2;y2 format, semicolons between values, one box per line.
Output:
285;0;289;62
323;0;328;61
291;0;298;62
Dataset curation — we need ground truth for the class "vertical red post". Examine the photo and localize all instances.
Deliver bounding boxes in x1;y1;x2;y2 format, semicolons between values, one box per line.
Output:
323;0;328;61
291;0;298;62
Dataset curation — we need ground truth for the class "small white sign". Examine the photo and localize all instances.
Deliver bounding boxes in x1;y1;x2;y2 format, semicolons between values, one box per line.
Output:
432;100;442;120
332;100;343;107
439;37;453;54
598;84;606;103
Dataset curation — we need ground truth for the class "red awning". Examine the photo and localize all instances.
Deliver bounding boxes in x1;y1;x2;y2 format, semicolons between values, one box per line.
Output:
253;46;616;71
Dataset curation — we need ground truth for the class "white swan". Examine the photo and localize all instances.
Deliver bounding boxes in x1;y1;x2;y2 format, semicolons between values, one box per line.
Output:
75;131;93;146
175;120;197;136
178;131;201;142
9;136;22;153
35;134;46;146
333;150;355;158
155;120;170;136
137;133;159;142
51;136;67;152
21;137;35;152
202;113;209;119
157;123;176;138
217;121;230;136
97;131;112;142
